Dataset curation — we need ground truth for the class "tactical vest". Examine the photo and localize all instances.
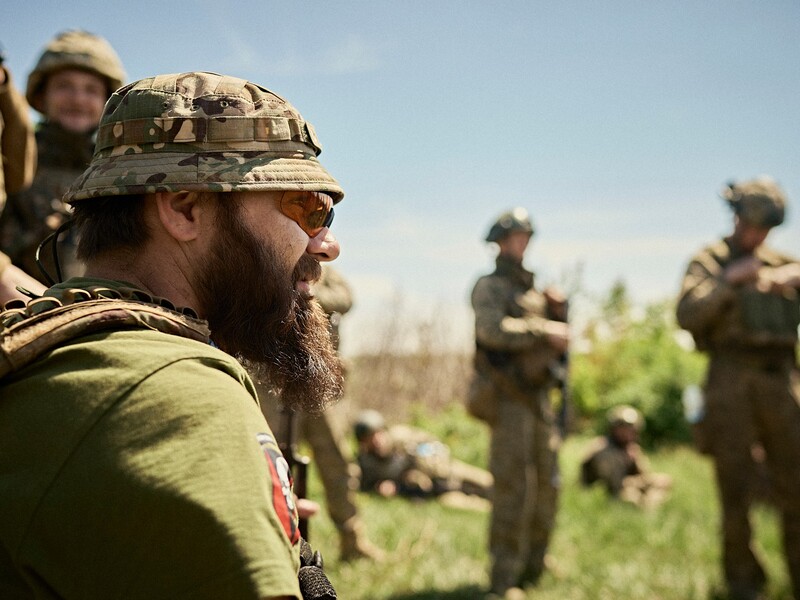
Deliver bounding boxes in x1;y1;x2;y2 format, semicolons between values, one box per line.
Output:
704;241;800;350
0;286;210;379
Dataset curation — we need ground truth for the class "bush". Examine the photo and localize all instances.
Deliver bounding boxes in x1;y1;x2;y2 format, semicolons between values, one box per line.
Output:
570;281;707;446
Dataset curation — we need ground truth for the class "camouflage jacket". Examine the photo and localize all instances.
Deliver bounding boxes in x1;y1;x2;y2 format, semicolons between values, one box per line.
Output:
357;425;452;496
580;436;644;496
0;121;93;280
314;266;353;317
312;266;353;352
471;255;561;386
676;238;800;352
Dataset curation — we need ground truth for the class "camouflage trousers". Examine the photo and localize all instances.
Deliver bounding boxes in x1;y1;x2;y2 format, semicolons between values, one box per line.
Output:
702;353;800;598
488;386;560;593
445;458;493;500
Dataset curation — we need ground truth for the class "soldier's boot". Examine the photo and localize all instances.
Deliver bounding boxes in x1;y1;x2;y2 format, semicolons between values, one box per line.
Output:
489;557;524;599
726;562;767;600
518;549;563;587
338;519;385;562
726;585;766;600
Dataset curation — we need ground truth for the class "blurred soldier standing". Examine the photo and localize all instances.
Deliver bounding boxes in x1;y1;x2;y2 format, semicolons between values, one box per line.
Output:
579;405;672;509
0;54;46;302
677;177;800;600
260;265;384;562
0;30;125;283
0;71;344;598
470;208;569;599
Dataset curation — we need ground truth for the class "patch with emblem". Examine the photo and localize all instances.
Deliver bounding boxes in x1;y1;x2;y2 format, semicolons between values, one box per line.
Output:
256;432;300;545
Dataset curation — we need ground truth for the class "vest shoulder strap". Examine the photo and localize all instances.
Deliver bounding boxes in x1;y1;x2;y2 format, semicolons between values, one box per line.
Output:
0;291;210;379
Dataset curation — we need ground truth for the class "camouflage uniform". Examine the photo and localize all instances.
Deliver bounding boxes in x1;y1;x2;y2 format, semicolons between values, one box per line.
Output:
259;266;380;561
0;121;95;280
356;422;493;500
677;178;800;600
0;30;125;283
0;65;36;277
580;406;672;509
471;221;565;594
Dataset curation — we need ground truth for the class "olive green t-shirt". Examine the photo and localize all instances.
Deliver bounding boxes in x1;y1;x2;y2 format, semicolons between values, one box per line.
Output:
0;285;302;598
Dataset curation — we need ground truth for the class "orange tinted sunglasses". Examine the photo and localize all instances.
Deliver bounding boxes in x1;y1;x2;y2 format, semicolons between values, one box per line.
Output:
278;191;335;237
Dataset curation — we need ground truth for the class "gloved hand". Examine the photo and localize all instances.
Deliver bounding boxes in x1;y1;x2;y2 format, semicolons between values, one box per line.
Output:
298;538;337;599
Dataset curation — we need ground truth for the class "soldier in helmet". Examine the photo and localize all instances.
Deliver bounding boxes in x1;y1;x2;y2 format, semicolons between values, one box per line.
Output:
677;177;800;600
0;72;344;598
579;405;672;509
0;30;126;284
469;208;569;599
353;409;493;508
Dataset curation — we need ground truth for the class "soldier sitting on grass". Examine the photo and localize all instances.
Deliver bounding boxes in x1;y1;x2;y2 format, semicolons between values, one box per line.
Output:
580;405;672;509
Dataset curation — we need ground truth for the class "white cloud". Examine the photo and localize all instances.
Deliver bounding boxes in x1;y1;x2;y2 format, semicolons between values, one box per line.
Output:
323;35;381;73
225;34;382;76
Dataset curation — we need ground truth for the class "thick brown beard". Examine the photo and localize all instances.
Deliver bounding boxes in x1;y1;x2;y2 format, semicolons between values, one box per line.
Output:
196;197;343;414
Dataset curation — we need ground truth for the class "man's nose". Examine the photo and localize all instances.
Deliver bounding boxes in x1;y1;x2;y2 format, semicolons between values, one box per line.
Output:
307;228;340;261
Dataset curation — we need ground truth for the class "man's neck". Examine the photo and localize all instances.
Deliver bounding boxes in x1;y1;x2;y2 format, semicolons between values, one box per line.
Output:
83;253;202;317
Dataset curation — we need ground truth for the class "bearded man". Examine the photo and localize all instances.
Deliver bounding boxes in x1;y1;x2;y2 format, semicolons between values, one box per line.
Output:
0;72;343;599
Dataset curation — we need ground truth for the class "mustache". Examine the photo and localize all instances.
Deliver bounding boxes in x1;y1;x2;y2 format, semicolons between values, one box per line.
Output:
293;255;322;285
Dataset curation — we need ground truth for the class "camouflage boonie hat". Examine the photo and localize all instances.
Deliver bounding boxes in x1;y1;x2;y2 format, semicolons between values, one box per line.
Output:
63;72;343;204
485;207;534;242
721;177;786;228
26;30;126;114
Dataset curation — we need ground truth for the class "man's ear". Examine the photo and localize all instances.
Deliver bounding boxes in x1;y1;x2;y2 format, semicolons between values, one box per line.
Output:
154;191;208;242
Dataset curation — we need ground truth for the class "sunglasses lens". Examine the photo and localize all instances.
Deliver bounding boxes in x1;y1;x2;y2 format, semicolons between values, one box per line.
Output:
323;207;335;229
280;192;333;236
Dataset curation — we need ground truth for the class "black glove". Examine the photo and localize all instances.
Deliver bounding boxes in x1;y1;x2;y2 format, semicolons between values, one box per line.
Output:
298;538;337;600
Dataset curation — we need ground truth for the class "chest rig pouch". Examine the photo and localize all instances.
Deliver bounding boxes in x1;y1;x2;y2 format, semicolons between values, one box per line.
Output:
738;287;800;347
0;287;210;379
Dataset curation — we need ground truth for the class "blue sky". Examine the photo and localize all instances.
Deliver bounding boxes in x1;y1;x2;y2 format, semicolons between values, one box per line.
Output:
4;1;799;354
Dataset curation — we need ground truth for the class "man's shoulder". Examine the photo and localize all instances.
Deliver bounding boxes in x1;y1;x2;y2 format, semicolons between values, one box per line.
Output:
471;271;511;298
79;327;228;359
0;293;248;392
581;436;611;461
68;328;247;381
22;327;249;394
757;243;799;266
690;239;729;261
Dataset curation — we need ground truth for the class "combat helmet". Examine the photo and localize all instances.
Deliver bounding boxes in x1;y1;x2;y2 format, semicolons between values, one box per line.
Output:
485;207;534;242
354;410;386;442
607;405;644;432
63;71;343;204
26;30;126;114
721;177;787;228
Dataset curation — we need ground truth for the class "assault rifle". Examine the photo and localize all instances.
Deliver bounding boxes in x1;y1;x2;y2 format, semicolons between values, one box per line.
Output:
277;404;311;540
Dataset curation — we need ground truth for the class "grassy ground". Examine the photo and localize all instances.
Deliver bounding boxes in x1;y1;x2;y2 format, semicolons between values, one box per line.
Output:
302;405;793;599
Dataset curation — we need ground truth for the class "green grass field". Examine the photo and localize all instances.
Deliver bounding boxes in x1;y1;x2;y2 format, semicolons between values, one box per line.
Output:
302;405;793;599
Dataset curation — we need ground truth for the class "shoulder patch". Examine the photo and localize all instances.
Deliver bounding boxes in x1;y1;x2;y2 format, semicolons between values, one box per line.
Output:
256;432;300;545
